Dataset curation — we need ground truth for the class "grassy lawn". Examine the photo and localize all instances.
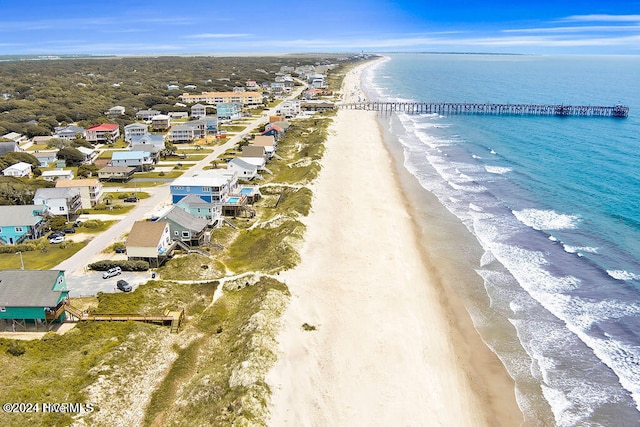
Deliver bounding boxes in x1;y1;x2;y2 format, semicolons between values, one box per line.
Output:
80;205;135;215
175;148;213;154
75;219;117;233
0;241;87;270
134;170;184;179
102;181;163;188
103;191;150;200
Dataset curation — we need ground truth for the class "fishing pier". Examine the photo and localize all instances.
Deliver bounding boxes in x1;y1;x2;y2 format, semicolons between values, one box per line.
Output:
339;102;629;118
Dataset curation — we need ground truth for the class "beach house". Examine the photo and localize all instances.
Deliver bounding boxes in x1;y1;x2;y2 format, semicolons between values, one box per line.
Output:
135;109;161;122
76;146;96;163
158;206;209;247
0;270;69;331
227;157;259;180
107;106;126;117
54;125;86;140
33;150;58;167
33;187;82;218
151;114;171;131
170;170;239;204
216;103;242;120
191;103;207;119
86;123;120;144
0;204;46;244
97;166;135;182
41;168;74;181
175;194;222;226
111;151;153;171
276;100;301;118
126;221;173;268
55;178;103;209
124;123;148;142
2;161;32;177
252;135;277;158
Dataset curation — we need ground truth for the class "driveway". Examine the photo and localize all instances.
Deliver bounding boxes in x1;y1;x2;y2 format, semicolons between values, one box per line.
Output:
66;270;155;297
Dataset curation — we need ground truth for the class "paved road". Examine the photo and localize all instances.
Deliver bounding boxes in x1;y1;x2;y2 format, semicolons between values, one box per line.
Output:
56;83;308;295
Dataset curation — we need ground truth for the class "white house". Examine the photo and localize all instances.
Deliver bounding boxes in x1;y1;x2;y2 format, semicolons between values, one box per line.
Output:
124;123;148;142
227;157;259;180
33;150;58;167
41;168;74;181
126;221;173;267
111;151;153;171
191;103;207;119
107;106;126;116
76;146;96;163
33;187;82;218
2;161;32;177
55;178;103;209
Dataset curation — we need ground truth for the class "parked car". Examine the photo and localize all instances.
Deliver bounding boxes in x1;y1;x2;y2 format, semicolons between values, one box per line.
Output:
49;235;65;244
48;231;64;239
114;247;126;254
102;267;122;279
123;197;139;203
116;279;132;292
63;227;76;233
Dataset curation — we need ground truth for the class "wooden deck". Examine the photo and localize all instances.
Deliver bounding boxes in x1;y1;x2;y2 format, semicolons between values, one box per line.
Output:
64;303;185;333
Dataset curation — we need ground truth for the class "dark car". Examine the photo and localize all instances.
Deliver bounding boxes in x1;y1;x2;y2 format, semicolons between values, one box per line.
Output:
48;231;65;239
123;197;139;203
63;227;76;233
116;279;132;292
73;220;82;227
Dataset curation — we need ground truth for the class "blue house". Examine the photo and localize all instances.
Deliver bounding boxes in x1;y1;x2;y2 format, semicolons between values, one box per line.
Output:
170;170;238;204
216;103;242;121
0;204;46;244
0;270;69;331
175;194;222;226
111;151;153;171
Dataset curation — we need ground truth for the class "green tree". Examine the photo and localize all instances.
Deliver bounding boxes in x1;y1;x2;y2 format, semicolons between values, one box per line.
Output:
56;147;84;165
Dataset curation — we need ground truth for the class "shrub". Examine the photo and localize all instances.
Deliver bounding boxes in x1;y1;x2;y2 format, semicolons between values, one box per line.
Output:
88;260;150;271
82;219;104;229
7;342;26;356
0;242;37;253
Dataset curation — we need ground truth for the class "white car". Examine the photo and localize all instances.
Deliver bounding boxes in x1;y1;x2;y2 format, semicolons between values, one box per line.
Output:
49;235;65;244
102;267;122;279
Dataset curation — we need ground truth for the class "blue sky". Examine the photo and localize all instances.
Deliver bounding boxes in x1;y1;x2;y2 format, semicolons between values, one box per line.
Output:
1;0;639;55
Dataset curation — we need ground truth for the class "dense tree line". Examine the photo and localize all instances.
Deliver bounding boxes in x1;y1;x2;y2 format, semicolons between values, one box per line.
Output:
0;55;342;136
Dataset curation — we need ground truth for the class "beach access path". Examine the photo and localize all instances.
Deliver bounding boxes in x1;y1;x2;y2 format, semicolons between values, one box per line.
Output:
266;61;523;426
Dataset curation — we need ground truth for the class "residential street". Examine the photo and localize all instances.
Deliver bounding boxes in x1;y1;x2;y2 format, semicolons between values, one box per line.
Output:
56;83;307;295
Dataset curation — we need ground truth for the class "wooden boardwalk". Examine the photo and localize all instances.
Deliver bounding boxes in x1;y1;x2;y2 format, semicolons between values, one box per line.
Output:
64;303;185;333
339;101;629;118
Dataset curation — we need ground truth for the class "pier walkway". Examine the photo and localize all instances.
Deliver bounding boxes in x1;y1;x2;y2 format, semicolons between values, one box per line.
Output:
338;101;629;118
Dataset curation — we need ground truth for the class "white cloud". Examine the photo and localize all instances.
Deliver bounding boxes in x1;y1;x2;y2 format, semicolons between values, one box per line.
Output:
503;25;640;34
183;33;252;39
560;14;640;23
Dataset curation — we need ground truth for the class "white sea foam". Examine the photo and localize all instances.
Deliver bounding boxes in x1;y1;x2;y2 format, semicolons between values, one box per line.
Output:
480;251;496;267
563;245;598;255
607;270;640;281
513;209;581;231
472;154;482;159
485;165;513;175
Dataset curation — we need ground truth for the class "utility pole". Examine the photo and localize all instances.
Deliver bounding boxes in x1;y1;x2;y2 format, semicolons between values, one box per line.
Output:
16;251;24;270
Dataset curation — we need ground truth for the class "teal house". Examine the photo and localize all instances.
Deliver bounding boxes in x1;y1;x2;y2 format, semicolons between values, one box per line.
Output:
0;270;69;331
0;204;46;244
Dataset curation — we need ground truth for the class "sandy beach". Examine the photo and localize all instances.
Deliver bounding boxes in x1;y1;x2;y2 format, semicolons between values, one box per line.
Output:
266;61;524;426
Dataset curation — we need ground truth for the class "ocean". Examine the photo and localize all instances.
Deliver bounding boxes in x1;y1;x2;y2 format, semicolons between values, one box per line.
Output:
362;53;640;426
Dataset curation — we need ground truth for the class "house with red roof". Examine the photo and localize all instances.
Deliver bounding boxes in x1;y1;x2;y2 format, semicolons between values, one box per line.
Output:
86;123;120;144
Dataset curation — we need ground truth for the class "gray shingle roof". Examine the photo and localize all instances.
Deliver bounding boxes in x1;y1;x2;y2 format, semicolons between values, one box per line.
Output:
161;206;208;232
0;270;66;307
0;204;45;227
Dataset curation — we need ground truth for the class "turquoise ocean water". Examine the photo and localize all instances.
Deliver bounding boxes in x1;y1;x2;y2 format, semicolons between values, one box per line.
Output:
362;54;640;426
